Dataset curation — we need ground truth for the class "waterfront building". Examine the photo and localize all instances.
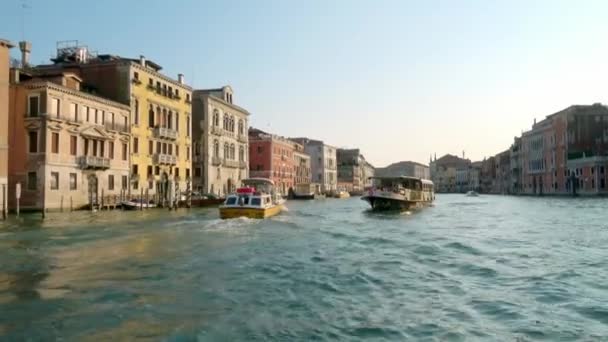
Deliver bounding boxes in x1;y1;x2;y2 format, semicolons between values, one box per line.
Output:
8;67;130;210
494;150;511;194
192;86;249;196
376;160;427;179
522;104;608;196
469;161;482;191
248;128;295;196
293;143;311;186
510;137;523;194
337;149;375;193
290;138;337;193
430;154;470;193
455;166;469;193
0;39;13;215
34;42;193;202
479;157;496;193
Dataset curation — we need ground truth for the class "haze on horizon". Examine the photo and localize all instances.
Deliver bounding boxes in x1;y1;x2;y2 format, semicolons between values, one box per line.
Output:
2;0;608;167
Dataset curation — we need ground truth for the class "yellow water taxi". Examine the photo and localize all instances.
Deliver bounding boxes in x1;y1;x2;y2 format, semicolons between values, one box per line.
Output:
219;178;285;219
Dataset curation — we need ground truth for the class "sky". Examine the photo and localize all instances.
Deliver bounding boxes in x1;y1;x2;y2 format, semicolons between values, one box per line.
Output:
2;0;608;167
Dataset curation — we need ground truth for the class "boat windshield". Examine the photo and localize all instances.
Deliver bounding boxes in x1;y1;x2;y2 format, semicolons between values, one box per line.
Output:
226;196;237;205
251;198;261;206
372;177;422;190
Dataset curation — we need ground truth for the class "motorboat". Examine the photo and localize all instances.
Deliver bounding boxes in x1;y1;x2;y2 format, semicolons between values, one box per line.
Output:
333;190;350;199
465;190;479;197
219;178;285;219
362;176;434;211
121;199;157;210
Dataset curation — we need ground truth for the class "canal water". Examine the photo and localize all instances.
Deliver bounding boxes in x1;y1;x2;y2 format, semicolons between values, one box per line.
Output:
0;195;607;341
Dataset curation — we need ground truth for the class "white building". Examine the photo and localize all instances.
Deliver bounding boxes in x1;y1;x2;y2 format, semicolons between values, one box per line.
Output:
290;138;337;193
192;86;249;196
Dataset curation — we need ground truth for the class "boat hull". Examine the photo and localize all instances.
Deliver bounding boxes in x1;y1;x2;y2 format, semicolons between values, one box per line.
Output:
361;195;428;211
190;198;225;207
219;205;283;219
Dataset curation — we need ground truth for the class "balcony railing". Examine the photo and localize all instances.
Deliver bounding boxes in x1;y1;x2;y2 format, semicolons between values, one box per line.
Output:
224;159;240;168
212;156;222;166
210;126;223;136
153;154;177;165
239;161;248;169
237;134;248;143
153;127;178;140
78;155;110;169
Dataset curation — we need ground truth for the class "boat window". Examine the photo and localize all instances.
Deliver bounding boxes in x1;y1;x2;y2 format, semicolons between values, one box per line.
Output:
251;198;261;206
226;197;237;205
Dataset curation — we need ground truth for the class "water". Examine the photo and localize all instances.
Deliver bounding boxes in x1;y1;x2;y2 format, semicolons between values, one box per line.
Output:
0;195;607;341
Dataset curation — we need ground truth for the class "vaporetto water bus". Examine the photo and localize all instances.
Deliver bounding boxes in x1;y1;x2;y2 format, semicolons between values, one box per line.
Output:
219;178;285;219
362;176;434;211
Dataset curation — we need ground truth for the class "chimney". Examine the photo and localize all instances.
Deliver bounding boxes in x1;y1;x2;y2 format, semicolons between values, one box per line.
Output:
19;41;31;67
178;73;184;84
139;55;146;66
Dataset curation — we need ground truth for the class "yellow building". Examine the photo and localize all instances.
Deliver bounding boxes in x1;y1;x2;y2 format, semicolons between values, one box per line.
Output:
36;45;192;203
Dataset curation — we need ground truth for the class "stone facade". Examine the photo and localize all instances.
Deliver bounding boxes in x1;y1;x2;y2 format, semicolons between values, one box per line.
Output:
290;138;337;193
293;143;311;186
337;149;374;193
8;73;130;210
192;86;249;196
430;154;470;193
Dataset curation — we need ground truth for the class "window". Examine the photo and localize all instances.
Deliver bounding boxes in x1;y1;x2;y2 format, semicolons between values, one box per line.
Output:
149;140;153;154
108;175;115;190
213;110;220;126
70;103;78;121
162;143;167;154
602;178;606;189
149;78;153;86
50;172;59;190
239;146;245;161
122;143;127;160
101;111;105;125
148;105;155;127
133;165;139;177
186;93;190;102
186;115;190;136
251;198;261;206
214;140;220;157
70;173;77;190
186;168;190;178
84;139;89;156
601;166;605;174
257;146;263;154
175;113;179;132
175;168;180;178
155;166;160;176
92;140;98;157
157;141;161;153
28;95;39;117
122;175;128;190
147;165;152;176
24;172;38;193
591;167;594;175
238;119;244;135
70;136;77;155
148;180;154;189
50;98;60;117
134;99;139;125
134;72;139;80
187;147;190;160
195;167;201;177
109;142;114;159
94;109;98;124
51;133;59;154
100;141;105;157
169;144;173;155
176;146;179;157
133;137;139;154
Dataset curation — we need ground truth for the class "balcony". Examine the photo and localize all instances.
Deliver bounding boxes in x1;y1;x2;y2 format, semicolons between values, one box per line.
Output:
224;159;240;168
212;156;222;166
147;84;155;91
153;127;178;140
237;134;248;143
210;126;223;136
78;155;110;169
153;154;177;165
132;78;142;85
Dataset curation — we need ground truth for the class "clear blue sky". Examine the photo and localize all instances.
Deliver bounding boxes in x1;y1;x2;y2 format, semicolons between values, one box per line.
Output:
3;0;608;167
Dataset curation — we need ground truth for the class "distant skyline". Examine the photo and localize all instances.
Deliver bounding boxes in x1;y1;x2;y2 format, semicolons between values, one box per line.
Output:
3;0;608;167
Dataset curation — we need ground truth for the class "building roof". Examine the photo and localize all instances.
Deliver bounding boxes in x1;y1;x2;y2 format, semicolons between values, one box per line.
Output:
0;39;14;48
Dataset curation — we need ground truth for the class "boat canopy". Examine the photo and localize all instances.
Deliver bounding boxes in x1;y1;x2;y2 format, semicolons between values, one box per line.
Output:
369;176;433;189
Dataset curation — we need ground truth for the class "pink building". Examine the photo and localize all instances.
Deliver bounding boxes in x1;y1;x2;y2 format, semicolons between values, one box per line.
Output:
248;128;296;195
522;104;608;195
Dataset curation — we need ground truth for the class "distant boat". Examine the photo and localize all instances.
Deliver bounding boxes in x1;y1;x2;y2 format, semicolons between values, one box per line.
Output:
219;178;285;219
289;183;324;200
465;190;479;197
362;176;434;211
333;190;350;199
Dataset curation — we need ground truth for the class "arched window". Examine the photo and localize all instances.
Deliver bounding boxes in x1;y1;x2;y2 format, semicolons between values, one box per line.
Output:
230;116;235;132
223;114;229;130
148;105;154;128
156;106;161;128
239;146;245;161
238;119;244;135
230;143;235;160
162;108;167;128
224;142;229;159
213;109;220;126
213;140;219;157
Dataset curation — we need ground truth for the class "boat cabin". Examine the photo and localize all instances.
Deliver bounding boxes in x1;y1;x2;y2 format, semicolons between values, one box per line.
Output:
223;178;279;208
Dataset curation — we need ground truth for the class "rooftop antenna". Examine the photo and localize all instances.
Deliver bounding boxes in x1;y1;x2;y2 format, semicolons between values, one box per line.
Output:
20;0;30;41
